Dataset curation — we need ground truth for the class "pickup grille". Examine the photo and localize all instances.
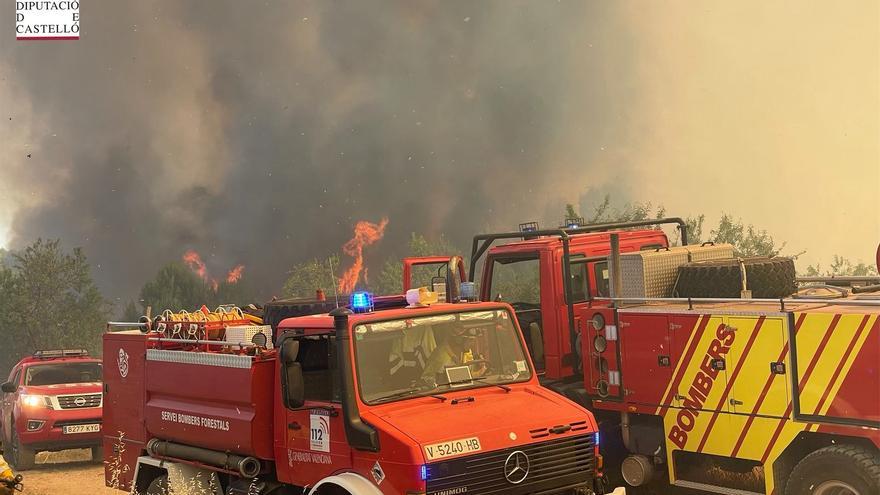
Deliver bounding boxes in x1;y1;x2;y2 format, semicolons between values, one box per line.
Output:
57;393;102;409
426;434;595;495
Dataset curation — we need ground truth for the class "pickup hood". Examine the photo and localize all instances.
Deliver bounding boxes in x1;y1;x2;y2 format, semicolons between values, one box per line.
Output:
364;384;595;457
20;382;102;396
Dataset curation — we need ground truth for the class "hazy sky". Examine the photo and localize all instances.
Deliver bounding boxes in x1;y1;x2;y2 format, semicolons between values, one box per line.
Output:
0;1;877;300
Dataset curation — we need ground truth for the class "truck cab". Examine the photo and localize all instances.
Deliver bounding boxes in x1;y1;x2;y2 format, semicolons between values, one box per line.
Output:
479;229;669;382
0;350;103;470
104;295;606;495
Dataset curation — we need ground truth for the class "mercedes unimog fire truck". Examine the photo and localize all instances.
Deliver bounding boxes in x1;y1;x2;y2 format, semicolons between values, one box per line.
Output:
102;293;607;495
422;218;879;495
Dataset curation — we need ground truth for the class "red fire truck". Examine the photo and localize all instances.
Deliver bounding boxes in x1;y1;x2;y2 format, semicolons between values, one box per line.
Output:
448;219;880;495
102;295;607;495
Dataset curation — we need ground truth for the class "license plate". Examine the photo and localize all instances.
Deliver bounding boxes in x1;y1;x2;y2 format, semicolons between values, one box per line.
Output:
424;436;482;461
62;424;101;434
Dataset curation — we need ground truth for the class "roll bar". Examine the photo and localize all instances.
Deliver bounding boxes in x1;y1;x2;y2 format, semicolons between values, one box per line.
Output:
468;217;687;371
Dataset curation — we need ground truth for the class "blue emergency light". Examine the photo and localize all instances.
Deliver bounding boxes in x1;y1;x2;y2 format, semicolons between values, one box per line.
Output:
595;431;600;445
350;291;374;313
420;465;429;480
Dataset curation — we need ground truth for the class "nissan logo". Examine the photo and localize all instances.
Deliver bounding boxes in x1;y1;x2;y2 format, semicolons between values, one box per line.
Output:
74;396;87;407
503;450;530;484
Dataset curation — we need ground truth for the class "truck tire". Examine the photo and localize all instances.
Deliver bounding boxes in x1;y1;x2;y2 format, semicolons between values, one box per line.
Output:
9;428;35;470
785;444;880;495
145;474;169;495
674;257;796;299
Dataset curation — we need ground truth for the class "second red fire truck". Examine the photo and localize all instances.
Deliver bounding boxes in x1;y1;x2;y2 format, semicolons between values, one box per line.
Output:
102;294;608;494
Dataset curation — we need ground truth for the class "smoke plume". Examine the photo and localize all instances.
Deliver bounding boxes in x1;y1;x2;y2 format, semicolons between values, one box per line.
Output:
1;1;876;304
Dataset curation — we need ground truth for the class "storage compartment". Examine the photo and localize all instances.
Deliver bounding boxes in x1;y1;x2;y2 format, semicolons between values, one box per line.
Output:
617;244;734;298
102;331;149;491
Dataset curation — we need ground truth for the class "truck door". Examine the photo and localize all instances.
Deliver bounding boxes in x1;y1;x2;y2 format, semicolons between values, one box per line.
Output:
1;367;21;442
483;253;550;372
619;313;672;406
279;332;352;485
725;316;788;416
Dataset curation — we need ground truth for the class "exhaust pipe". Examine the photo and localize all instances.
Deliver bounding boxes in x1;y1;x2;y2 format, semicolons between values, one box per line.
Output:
147;438;261;478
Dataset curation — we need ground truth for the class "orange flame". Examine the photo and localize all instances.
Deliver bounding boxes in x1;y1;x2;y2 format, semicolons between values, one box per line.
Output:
338;218;389;294
183;250;208;280
182;250;244;291
226;265;245;284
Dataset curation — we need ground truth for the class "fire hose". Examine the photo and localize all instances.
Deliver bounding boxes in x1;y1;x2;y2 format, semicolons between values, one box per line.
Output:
147;439;261;478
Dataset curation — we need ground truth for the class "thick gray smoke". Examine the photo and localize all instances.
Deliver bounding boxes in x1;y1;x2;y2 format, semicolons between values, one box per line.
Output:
1;1;636;300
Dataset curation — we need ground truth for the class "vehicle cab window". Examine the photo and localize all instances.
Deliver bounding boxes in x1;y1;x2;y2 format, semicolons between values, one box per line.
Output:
296;334;340;403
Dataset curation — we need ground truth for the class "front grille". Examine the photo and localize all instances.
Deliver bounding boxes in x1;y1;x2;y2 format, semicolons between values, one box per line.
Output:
57;393;102;409
426;434;595;495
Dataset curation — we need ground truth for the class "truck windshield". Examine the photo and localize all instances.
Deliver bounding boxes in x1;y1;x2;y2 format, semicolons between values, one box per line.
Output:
353;309;532;404
25;362;102;386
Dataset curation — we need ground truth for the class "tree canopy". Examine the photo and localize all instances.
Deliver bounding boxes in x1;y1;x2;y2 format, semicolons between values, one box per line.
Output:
0;239;108;374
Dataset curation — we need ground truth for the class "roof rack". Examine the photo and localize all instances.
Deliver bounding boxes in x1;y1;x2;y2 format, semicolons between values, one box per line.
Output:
32;349;90;359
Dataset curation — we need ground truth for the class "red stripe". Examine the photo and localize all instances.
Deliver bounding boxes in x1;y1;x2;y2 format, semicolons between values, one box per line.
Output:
811;315;873;415
730;313;806;457
696;317;766;452
658;315;712;416
760;314;841;464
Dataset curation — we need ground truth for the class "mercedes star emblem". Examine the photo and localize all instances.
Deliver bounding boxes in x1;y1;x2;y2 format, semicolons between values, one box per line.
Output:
504;450;530;484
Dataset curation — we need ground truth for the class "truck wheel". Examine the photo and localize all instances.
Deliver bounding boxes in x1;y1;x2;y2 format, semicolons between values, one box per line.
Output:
145;474;169;495
675;257;796;298
785;444;880;495
9;428;35;470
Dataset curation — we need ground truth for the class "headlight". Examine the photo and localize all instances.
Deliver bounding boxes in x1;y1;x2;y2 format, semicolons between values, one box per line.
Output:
21;394;53;409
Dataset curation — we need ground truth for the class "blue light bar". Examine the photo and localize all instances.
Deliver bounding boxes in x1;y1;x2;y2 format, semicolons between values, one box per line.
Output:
350;291;374;313
420;465;428;480
567;222;580;229
595;431;600;445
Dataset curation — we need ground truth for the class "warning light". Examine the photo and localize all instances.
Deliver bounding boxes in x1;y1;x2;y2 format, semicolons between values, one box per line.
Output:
420;465;429;480
350;291;374;313
595;431;600;445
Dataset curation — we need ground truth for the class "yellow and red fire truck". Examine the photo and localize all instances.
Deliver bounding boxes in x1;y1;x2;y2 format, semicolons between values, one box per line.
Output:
420;219;880;495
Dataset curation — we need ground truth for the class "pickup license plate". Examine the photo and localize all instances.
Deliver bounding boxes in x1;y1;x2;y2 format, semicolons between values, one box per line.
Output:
424;436;482;461
62;424;101;434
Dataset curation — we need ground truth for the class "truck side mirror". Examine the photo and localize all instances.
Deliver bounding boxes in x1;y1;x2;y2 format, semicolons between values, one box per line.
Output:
280;338;304;408
1;382;16;394
281;339;300;364
286;362;305;409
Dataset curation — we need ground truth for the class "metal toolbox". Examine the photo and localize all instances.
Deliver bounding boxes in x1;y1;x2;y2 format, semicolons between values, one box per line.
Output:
617;244;734;298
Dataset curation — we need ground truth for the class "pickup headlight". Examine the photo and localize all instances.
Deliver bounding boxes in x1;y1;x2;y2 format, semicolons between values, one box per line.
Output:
20;394;53;409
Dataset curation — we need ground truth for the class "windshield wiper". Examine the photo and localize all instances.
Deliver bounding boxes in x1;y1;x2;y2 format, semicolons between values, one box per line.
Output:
373;387;448;404
440;376;511;392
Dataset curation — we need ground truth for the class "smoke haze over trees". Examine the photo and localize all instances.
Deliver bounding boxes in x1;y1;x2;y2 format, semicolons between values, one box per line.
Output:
2;1;875;306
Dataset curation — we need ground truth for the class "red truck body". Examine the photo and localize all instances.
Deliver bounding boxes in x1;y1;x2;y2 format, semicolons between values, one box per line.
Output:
104;299;604;495
461;219;880;494
1;350;103;469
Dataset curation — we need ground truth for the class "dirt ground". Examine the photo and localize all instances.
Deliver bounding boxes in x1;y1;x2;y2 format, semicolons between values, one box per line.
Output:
15;449;115;495
16;449;696;495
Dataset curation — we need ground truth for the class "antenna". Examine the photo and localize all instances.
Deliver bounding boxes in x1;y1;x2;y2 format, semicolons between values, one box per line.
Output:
328;256;340;308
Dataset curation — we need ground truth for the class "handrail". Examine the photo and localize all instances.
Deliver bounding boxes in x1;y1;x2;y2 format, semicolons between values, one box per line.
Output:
593;296;880;309
146;337;262;348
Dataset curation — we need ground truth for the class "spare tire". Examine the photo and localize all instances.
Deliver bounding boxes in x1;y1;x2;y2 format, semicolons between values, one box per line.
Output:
674;257;796;299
